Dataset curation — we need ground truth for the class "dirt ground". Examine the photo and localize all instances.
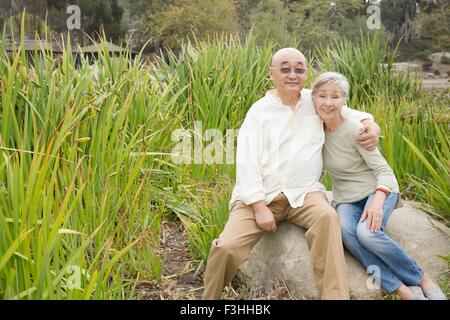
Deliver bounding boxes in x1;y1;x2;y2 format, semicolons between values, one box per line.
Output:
422;78;450;90
413;59;450;90
135;220;293;300
135;220;204;300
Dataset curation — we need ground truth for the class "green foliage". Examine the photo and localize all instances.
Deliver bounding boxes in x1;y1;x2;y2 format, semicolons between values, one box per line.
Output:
234;0;262;35
182;179;234;262
289;0;365;46
4;12;54;39
153;33;273;179
414;0;450;53
0;17;180;299
314;32;421;106
402;122;450;220
249;0;295;47
140;0;238;50
249;0;387;52
4;0;125;42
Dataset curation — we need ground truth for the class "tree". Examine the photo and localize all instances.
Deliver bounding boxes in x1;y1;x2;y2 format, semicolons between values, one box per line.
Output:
62;0;124;42
414;0;450;52
140;0;238;51
379;0;449;57
379;0;419;47
249;0;374;51
234;0;261;35
1;0;125;43
249;0;294;47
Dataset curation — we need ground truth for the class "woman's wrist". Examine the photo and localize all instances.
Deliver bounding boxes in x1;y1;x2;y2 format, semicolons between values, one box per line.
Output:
376;186;390;196
373;191;387;206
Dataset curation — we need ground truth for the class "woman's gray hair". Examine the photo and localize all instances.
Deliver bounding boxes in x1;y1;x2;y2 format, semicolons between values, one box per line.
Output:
312;72;350;98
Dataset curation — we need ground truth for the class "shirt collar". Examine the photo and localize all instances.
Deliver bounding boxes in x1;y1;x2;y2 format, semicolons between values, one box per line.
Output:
266;89;306;111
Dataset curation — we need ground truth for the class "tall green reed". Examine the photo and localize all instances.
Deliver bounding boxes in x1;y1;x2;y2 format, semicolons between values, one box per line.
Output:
154;33;274;180
0;17;185;298
314;32;421;107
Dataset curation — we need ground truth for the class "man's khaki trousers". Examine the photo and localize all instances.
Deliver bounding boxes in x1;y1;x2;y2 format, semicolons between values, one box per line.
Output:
202;191;349;300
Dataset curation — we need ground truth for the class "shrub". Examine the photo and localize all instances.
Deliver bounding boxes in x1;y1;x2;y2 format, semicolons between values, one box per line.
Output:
441;55;450;64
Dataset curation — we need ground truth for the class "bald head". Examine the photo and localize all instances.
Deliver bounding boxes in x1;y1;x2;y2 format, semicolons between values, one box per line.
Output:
271;48;307;67
269;48;308;99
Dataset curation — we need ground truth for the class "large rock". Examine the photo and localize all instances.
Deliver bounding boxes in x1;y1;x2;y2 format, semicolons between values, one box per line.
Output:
239;199;450;300
390;62;421;73
429;52;450;63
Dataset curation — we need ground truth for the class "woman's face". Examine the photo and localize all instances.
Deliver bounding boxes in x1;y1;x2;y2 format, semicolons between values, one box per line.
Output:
313;83;345;121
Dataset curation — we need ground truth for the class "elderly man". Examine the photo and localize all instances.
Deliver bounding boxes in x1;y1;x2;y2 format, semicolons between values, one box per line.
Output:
202;48;380;300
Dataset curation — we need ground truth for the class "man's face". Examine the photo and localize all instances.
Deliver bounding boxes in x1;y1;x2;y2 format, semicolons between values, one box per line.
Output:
269;53;307;95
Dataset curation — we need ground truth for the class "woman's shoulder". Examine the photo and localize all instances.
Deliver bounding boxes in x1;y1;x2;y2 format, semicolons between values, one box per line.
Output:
341;118;364;139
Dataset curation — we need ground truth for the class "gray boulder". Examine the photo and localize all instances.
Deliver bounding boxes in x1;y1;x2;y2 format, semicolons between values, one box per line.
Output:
429;52;450;63
390;62;421;74
239;200;450;300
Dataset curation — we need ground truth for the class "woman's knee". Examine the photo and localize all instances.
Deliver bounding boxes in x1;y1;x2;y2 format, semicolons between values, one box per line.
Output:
356;223;376;247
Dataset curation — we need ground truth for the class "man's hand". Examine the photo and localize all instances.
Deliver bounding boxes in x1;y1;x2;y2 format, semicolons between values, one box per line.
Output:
357;119;380;151
251;201;277;232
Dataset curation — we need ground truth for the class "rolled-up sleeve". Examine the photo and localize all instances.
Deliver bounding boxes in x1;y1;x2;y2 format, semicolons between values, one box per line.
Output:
235;111;265;205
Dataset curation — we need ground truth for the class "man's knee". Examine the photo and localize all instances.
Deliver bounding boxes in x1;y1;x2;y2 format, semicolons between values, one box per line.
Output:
211;240;240;259
316;206;340;226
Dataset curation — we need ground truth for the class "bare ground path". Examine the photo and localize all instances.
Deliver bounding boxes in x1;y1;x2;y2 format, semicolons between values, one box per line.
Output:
136;220;204;300
135;220;293;300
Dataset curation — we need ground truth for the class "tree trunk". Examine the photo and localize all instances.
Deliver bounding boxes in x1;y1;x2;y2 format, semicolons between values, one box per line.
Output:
401;1;417;43
389;0;419;48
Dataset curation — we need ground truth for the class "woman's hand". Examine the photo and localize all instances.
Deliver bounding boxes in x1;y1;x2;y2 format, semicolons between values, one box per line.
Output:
251;201;277;232
361;192;386;233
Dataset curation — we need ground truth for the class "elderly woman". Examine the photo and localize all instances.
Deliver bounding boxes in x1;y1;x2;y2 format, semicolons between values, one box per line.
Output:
312;72;446;300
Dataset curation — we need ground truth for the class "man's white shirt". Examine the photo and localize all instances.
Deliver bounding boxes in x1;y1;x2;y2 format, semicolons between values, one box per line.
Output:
230;88;373;209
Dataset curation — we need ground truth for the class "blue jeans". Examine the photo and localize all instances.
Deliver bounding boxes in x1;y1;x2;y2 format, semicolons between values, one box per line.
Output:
336;193;424;293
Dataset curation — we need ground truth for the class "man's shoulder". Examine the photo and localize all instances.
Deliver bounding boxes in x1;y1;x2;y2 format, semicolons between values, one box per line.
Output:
246;93;275;114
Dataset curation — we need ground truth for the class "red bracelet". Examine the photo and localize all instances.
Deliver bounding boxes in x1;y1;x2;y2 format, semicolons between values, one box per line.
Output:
376;187;390;195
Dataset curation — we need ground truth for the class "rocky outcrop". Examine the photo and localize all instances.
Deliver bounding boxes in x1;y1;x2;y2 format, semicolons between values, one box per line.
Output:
239;201;450;299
